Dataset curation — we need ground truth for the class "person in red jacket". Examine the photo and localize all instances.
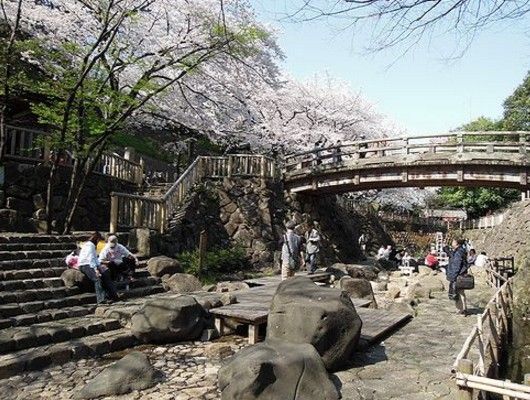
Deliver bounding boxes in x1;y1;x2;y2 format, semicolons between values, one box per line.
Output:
425;250;439;270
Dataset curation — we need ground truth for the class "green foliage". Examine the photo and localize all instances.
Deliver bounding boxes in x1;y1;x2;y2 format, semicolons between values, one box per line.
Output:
176;246;249;283
503;71;530;131
436;187;520;218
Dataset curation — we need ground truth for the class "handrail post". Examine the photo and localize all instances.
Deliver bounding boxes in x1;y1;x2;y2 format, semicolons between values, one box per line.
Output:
457;359;474;400
159;202;167;234
457;133;464;153
109;194;119;233
520;132;527;154
227;155;233;177
404;138;410;155
133;199;143;228
260;155;267;179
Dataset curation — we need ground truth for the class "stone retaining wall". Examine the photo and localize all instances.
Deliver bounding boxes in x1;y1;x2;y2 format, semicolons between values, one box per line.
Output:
0;161;136;232
157;177;393;269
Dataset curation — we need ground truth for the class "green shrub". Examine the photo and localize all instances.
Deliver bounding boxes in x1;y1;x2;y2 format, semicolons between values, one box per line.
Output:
176;246;249;283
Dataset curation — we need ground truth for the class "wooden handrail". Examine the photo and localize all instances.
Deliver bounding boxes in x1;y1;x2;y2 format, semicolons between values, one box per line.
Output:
109;154;278;232
284;131;530;173
453;260;521;399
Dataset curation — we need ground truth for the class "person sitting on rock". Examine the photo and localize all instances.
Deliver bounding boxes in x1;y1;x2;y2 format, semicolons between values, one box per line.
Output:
78;232;119;304
474;251;488;268
99;235;137;285
280;221;304;280
425;250;439;270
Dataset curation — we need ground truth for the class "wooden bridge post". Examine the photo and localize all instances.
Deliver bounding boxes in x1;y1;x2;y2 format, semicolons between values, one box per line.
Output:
227;155;234;177
109;194;119;233
260;155;267;179
404;138;410;155
457;359;474;400
133;199;143;228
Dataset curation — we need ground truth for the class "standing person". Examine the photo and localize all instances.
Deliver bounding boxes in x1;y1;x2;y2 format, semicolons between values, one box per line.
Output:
305;221;321;274
474;251;488;268
425;249;439;270
78;232;118;304
313;140;322;166
358;233;367;257
467;249;477;267
99;235;138;284
280;221;304;280
359;134;367;159
332;140;343;164
383;245;392;260
444;239;469;315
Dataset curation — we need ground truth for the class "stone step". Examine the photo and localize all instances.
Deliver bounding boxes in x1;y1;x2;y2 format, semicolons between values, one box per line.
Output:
0;285;164;319
0;257;65;272
0;277;64;291
0;274;157;292
0;250;72;261
0;287;82;305
0;234;91;244
0;267;66;281
0;242;78;252
0;328;136;379
0;315;122;354
0;305;96;330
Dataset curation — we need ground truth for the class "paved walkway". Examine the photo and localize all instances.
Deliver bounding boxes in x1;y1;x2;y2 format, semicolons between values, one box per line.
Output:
336;276;494;400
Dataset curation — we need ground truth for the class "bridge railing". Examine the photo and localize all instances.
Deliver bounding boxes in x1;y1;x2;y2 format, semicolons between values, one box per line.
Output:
463;213;506;230
284;131;530;173
110;154;278;232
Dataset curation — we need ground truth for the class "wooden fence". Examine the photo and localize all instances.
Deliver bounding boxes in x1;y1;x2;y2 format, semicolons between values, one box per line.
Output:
4;124;144;185
453;258;530;399
464;213;506;230
110;154;278;232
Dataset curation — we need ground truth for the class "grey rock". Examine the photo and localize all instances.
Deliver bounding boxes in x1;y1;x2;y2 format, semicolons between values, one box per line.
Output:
406;283;432;299
32;194;45;209
200;328;220;342
339;276;378;308
218;339;340;400
131;295;205;343
216;281;250;292
267;277;362;371
74;351;156;399
161;273;202;293
61;269;92;291
147;256;181;278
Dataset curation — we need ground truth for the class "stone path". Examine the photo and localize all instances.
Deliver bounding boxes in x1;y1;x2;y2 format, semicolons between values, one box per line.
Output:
336;276;494;399
1;266;494;400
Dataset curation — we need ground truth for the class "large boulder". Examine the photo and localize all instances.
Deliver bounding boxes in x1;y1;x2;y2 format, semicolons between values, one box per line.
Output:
267;277;362;371
161;273;202;293
327;263;378;281
405;282;432;299
74;351;157;399
417;274;446;292
218;339;340;400
339;276;377;308
147;256;181;278
131;295;205;343
61;269;92;291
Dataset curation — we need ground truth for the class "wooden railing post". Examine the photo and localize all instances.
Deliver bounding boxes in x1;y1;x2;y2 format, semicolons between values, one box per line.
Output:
109;194;119;233
457;359;474;400
457;133;464;153
198;230;208;272
133;199;143;228
159;202;167;233
404;138;410;155
227;155;234;177
260;155;267;178
520;133;527;154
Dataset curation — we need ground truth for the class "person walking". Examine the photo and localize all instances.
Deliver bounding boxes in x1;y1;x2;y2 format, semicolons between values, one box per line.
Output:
332;140;343;164
444;239;469;315
313;140;322;166
99;235;138;285
78;232;118;304
305;221;321;274
280;221;304;280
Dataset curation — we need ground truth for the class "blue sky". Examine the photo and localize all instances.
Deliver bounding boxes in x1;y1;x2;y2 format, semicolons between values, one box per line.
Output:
250;1;530;135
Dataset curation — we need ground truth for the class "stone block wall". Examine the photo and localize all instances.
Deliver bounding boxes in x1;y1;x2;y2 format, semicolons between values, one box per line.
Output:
159;177;394;270
0;161;136;232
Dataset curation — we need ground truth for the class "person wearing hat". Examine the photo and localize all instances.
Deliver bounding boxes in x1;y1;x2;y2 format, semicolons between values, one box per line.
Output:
99;235;138;285
280;220;304;280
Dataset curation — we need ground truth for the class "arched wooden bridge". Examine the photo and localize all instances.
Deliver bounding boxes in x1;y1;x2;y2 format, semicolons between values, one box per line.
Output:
283;132;530;194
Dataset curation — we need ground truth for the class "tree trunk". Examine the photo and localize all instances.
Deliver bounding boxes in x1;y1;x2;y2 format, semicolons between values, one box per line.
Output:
45;159;61;234
62;146;105;234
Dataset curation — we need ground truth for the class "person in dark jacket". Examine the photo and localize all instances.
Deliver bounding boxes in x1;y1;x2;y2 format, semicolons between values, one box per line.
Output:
444;239;469;315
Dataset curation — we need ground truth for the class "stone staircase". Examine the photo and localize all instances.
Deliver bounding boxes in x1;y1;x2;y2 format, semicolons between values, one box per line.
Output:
0;233;165;379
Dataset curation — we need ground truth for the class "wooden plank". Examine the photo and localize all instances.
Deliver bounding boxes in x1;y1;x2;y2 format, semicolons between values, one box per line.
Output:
357;308;412;346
